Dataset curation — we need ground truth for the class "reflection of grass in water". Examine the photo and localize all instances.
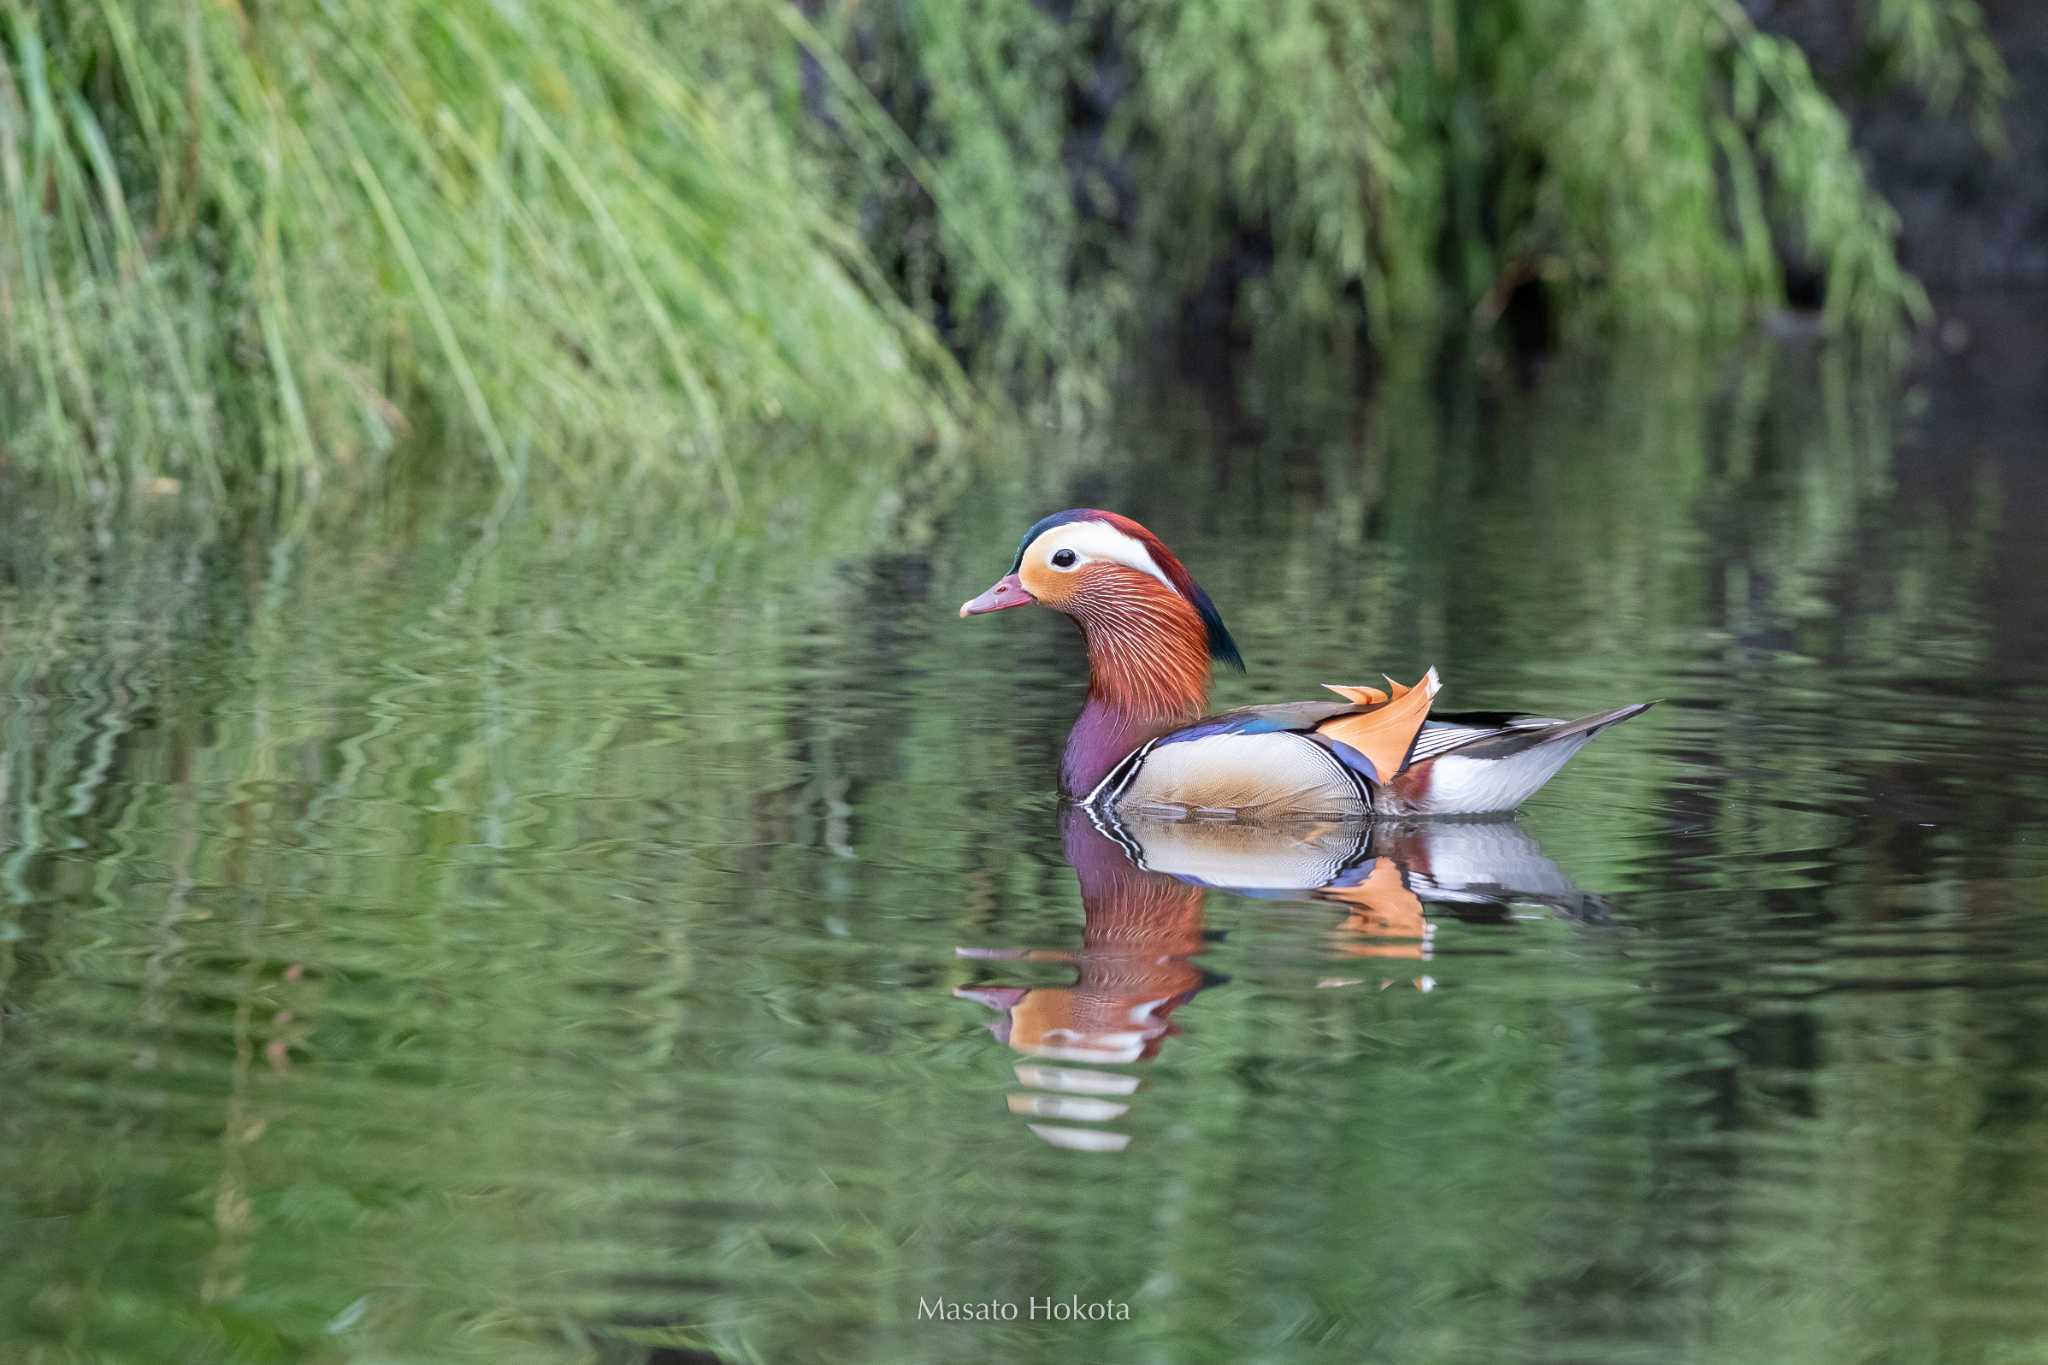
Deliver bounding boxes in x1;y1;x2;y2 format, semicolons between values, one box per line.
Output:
3;356;2046;1363
0;438;977;1360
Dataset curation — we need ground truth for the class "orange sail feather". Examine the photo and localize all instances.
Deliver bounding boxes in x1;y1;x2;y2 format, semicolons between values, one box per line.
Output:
1321;683;1389;705
1314;668;1441;784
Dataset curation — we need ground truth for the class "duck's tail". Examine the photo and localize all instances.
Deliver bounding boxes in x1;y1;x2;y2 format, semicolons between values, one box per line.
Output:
1382;701;1656;816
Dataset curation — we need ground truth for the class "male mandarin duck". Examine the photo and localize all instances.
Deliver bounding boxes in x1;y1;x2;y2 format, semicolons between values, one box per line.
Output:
960;509;1651;818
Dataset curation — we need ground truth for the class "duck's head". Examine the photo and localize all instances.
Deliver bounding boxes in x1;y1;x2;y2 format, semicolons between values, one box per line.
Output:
958;509;1243;672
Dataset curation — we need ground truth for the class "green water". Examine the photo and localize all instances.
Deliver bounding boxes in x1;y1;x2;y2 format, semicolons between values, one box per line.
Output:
4;330;2048;1365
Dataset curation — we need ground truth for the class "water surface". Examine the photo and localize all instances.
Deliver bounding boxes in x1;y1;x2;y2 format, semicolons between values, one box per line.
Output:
4;322;2047;1363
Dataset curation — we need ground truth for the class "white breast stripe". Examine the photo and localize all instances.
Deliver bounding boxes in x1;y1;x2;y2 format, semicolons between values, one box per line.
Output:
1083;737;1160;808
1410;744;1585;815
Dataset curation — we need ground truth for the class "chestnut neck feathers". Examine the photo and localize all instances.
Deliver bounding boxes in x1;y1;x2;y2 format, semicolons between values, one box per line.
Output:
1062;569;1214;796
1074;570;1214;715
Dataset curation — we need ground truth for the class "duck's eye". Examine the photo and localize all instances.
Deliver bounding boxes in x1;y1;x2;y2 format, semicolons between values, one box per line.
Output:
1050;548;1078;569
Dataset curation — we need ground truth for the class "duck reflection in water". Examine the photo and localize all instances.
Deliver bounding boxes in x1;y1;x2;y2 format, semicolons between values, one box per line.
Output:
955;806;1614;1151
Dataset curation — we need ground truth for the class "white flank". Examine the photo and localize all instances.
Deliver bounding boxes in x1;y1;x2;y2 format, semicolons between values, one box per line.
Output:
1407;739;1593;815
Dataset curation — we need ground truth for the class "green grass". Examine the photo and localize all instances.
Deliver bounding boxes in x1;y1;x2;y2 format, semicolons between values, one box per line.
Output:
0;0;2010;509
0;1;967;505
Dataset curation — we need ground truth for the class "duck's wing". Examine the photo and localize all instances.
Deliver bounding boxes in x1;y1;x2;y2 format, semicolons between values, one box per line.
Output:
1407;706;1653;762
1407;711;1571;764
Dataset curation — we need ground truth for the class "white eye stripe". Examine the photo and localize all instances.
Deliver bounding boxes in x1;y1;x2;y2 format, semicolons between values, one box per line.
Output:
1031;522;1175;591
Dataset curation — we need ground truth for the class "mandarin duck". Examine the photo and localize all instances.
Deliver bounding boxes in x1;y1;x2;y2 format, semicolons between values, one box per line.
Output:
960;509;1650;818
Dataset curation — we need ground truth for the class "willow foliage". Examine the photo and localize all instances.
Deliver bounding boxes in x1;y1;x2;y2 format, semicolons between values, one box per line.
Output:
816;0;2007;373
